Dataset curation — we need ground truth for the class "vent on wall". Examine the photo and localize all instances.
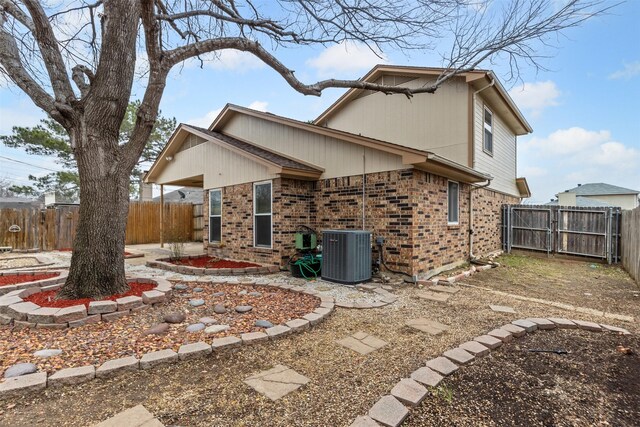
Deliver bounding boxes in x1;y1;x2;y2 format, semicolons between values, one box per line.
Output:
321;230;372;285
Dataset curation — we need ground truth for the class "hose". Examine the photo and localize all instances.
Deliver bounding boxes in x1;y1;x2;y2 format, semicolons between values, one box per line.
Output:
291;254;321;280
376;243;413;278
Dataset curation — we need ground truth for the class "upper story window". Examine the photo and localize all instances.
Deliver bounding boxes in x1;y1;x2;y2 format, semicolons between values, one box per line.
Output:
483;107;493;155
447;180;459;225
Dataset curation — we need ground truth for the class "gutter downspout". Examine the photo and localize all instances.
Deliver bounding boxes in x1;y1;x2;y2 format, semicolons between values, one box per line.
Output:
469;77;495;260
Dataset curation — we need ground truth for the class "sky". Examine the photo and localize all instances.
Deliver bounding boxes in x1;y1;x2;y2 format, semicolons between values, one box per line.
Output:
0;0;639;204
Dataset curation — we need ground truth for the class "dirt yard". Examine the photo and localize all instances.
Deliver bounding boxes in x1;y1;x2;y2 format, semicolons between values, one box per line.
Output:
0;254;638;426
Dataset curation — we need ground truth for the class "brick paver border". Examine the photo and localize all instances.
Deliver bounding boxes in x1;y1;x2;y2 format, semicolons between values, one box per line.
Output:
147;254;280;276
350;317;632;427
0;280;334;399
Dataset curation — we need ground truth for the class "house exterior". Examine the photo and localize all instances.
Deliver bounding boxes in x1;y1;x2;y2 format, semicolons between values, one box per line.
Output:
145;65;532;278
547;183;640;210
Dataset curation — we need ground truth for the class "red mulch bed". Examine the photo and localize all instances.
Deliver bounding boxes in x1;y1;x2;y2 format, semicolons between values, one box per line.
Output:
0;273;60;287
169;256;260;269
24;282;156;309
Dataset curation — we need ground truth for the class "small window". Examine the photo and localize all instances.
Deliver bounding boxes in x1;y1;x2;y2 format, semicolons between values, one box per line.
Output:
254;181;272;248
447;181;459;224
209;189;222;243
483;107;493;155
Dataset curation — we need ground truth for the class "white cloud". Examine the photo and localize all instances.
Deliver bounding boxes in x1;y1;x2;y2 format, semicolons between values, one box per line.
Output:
185;50;265;72
247;101;268;112
518;127;640;203
509;81;560;118
306;41;387;77
608;61;640;80
186;108;222;128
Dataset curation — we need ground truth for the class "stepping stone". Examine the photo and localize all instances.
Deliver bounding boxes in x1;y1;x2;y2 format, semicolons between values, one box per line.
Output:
4;363;37;379
205;324;230;334
500;324;526;337
488;328;514;342
235;305;253;313
213;304;226;314
164;312;186;324
199;317;217;325
174;284;188;290
425;357;459;376
474;335;503;349
443;348;474;365
248;292;262;297
33;349;62;358
489;304;516;314
405;318;450;335
428;285;460;294
255;320;274;328
459;341;490;357
337;332;387;355
144;323;170;335
600;324;631;334
548;318;578;329
189;299;205;307
512;319;537;332
93;404;163;427
416;291;450;302
244;364;310;401
410;367;443;387
526;318;556;330
573;319;603;332
186;323;205;333
390;378;428;406
368;395;409;427
350;415;381;427
193;287;204;293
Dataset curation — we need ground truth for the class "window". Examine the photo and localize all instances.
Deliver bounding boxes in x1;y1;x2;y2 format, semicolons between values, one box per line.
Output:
254;181;272;248
483;107;493;155
447;181;459;224
209;189;222;243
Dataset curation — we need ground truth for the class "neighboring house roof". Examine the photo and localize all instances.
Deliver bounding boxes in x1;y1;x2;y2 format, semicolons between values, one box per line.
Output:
153;187;203;204
0;197;42;209
560;183;640;196
313;64;533;135
545;196;614;208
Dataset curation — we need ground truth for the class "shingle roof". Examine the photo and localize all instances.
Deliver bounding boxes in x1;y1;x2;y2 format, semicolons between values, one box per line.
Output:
564;183;639;196
153;188;203;204
545;196;614;207
186;126;321;172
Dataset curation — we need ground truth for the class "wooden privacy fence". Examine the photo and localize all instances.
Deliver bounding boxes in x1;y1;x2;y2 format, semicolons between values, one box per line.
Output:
502;204;622;263
620;207;640;283
0;201;195;250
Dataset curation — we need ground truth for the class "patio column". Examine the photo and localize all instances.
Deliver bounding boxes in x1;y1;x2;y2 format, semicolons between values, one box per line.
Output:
160;184;164;248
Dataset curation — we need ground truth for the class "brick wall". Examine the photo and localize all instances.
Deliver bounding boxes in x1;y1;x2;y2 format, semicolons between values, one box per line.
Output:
202;169;518;274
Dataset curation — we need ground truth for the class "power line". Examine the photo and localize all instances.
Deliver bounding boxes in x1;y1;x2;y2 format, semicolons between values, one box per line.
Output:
0;155;62;172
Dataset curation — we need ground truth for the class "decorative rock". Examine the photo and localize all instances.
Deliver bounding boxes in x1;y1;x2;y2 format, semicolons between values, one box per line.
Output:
164;312;186;324
139;349;178;370
178;341;212;360
248;291;262;297
512;318;537;332
0;372;47;398
186;323;205;333
425;357;459;376
390;378;428;407
199;317;217;325
410;367;443;387
255;319;274;328
174;284;188;290
368;395;409;427
33;349;62;358
238;290;248;296
48;365;95;387
96;356;139;378
459;341;491;357
144;323;170;335
88;300;117;315
443;348;475;365
189;299;205;307
4;363;37;379
193;287;204;293
211;336;242;351
212;291;225;297
235;305;253;313
213;304;227;314
205;324;230;334
474;334;503;349
53;304;87;323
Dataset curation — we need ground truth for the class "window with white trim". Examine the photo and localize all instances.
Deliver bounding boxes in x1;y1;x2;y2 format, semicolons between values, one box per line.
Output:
483;107;493;155
254;181;272;248
447;181;459;224
209;189;222;243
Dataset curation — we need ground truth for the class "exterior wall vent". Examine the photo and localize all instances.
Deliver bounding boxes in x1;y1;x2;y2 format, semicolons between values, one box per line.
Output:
321;230;372;285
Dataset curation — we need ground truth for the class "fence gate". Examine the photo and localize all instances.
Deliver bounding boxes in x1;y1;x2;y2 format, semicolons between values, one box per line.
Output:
502;205;621;263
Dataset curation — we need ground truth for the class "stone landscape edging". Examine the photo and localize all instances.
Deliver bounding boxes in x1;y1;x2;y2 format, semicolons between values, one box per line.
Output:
0;270;68;297
147;254;280;276
0;280;334;399
350;317;632;427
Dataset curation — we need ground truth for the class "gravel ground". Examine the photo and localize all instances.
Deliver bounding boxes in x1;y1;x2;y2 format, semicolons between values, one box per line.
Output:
406;330;640;426
1;254;637;426
0;257;41;270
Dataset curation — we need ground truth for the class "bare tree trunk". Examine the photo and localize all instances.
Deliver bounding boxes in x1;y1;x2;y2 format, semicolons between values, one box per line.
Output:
58;130;132;299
